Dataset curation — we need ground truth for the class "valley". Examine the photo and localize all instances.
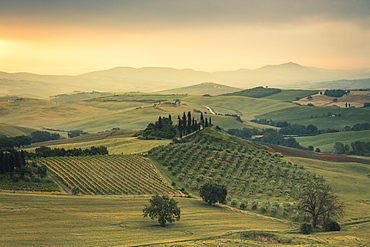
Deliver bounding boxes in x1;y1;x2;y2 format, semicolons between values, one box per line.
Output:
1;82;370;246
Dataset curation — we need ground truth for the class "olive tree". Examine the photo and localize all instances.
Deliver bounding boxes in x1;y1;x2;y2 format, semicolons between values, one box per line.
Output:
199;182;227;205
143;195;181;227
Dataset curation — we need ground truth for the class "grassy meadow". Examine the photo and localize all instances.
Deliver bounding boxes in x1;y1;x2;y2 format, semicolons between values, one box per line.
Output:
296;130;370;153
263;89;318;101
1;191;370;246
0;192;294;247
256;104;370;130
1;93;369;134
283;156;370;222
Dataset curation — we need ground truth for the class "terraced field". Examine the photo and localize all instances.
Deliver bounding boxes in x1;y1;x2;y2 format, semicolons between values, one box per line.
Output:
38;155;178;195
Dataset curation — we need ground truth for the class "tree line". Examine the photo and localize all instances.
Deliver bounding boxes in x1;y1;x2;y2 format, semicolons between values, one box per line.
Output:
0;129;91;149
0;145;108;175
227;128;305;149
252;118;370;135
334;141;370;156
32;146;108;158
177;112;212;138
0;130;61;149
252;118;324;135
251;119;334;136
323;89;349;97
0;148;27;174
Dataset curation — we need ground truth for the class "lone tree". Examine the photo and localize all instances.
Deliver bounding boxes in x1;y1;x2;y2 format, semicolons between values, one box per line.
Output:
297;182;344;228
143;195;181;227
199;182;227;205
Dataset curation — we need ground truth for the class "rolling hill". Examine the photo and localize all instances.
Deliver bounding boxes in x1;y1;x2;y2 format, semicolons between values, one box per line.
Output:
2;63;370;98
2;116;370;246
1;91;369;136
295;90;370;108
0;123;37;137
158;82;241;95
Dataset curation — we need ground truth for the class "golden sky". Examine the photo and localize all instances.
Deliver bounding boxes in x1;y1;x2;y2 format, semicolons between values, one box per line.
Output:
1;0;370;75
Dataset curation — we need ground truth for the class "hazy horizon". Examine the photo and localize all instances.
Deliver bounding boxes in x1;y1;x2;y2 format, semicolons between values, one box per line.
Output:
1;0;370;75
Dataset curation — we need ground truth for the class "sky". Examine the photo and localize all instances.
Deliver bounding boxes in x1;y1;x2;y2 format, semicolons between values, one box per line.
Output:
1;0;370;75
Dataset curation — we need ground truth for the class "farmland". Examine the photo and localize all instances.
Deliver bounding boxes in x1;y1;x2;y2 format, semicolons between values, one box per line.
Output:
295;130;370;153
37;155;177;195
0;192;295;246
148;127;370;223
2;88;370;246
1;191;370;246
24;129;171;155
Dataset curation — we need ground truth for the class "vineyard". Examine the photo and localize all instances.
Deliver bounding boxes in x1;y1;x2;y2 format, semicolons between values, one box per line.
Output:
149;128;323;218
37;155;178;195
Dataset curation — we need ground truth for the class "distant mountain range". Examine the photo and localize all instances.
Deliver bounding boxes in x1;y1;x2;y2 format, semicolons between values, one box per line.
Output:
1;63;369;98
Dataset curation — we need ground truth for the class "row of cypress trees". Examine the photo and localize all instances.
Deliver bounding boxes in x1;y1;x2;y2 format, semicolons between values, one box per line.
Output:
142;112;213;139
177;112;212;138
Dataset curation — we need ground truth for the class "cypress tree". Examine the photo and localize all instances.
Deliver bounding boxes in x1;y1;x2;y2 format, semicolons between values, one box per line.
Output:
200;113;204;129
182;112;187;136
192;117;196;132
187;111;192;134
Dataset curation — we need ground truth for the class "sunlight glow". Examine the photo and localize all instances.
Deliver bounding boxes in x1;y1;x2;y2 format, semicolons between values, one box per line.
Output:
0;40;12;53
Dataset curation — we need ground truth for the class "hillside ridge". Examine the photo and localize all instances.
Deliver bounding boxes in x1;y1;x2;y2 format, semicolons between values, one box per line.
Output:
2;63;370;98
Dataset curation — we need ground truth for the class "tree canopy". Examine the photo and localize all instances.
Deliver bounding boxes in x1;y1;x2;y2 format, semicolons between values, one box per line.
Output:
142;116;177;139
199;182;227;205
142;195;181;227
297;182;344;228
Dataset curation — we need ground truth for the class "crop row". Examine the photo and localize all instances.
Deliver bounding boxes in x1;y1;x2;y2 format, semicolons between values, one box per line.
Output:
149;136;322;203
37;155;177;195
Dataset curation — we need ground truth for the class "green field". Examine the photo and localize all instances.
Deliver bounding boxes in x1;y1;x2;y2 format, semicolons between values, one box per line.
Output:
264;89;318;101
296;130;370;153
283;156;370;221
1;93;369;134
255;105;370;130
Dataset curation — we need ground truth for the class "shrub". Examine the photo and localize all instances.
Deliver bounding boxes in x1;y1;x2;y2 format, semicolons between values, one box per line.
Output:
300;222;313;234
251;201;258;210
71;185;80;195
260;205;268;213
270;206;278;216
240;200;247;210
323;220;341;231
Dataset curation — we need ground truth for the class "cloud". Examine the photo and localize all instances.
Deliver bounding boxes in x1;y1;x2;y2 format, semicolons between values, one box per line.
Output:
1;0;370;30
